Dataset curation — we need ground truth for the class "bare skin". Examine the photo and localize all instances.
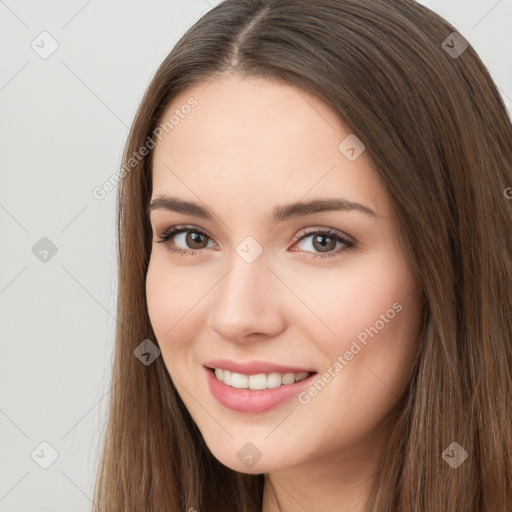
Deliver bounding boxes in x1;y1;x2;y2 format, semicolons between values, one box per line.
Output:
146;74;423;511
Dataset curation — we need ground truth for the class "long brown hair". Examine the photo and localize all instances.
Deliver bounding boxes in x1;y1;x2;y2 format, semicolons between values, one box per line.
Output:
92;1;512;510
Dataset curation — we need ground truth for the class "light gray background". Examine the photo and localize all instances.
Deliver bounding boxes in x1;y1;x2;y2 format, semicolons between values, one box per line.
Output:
0;1;510;510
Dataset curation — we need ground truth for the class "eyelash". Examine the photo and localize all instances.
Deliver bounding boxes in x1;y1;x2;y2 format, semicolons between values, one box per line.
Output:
154;224;356;259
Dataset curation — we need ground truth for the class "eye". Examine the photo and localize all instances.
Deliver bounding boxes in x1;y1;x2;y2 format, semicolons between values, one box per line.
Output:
154;225;356;259
290;228;355;259
154;225;216;256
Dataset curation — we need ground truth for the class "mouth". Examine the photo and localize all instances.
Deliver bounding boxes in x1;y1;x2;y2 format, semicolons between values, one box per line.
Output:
204;365;318;413
206;366;315;390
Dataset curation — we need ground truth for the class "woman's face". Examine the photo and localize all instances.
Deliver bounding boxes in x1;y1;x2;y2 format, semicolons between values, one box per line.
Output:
146;74;422;474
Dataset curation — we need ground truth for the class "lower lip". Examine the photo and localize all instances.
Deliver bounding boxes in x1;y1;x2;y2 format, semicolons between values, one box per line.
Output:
204;366;317;413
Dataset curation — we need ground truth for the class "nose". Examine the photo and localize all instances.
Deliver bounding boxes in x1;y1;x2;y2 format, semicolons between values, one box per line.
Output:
206;253;286;343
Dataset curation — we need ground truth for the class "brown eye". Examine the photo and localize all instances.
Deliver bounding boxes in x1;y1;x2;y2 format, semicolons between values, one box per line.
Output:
311;234;338;253
185;231;209;249
292;228;356;259
155;225;215;255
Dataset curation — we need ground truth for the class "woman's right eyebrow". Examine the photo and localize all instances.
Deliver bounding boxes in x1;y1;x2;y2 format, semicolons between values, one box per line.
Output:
147;195;380;223
147;195;214;220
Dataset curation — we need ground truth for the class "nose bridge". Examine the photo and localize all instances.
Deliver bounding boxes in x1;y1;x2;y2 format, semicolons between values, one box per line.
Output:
207;245;284;339
219;248;272;310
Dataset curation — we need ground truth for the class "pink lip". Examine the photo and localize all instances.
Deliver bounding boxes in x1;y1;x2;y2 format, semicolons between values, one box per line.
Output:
203;358;315;375
204;366;317;413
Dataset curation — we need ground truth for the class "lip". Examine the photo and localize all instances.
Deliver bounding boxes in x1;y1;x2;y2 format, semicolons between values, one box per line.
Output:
203;358;316;375
204;366;317;413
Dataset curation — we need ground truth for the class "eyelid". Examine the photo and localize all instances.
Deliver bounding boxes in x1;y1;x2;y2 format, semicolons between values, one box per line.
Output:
154;224;354;243
292;226;356;246
154;224;215;247
154;224;356;258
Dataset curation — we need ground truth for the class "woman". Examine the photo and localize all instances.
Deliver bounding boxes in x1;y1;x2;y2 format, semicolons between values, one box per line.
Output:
92;1;512;510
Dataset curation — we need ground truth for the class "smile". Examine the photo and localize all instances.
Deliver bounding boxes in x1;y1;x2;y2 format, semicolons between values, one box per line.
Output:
204;365;318;413
212;368;312;390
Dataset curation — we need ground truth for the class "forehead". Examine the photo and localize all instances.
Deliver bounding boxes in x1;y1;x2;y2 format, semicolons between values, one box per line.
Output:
151;74;387;217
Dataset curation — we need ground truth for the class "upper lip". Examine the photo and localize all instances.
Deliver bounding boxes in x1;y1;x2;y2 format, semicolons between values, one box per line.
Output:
204;359;316;375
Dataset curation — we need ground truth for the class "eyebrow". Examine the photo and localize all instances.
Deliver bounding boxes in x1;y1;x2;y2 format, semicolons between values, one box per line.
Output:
148;195;378;223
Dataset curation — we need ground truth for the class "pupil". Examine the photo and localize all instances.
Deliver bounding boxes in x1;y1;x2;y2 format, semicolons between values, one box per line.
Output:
314;235;335;252
188;232;205;248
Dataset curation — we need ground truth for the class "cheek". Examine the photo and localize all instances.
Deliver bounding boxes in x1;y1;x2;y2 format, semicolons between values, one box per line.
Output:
292;253;421;393
145;256;199;348
146;258;201;390
145;257;170;339
292;272;420;447
342;296;419;411
291;256;414;347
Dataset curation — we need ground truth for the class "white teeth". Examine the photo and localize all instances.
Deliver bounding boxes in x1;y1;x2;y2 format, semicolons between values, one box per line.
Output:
231;372;249;388
248;373;267;390
282;373;296;385
212;368;311;389
266;373;282;388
